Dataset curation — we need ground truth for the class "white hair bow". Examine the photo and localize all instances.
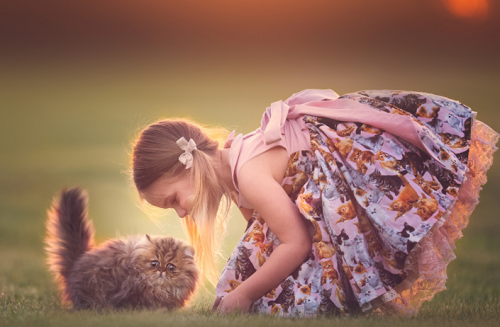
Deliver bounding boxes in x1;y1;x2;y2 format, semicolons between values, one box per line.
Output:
176;137;197;169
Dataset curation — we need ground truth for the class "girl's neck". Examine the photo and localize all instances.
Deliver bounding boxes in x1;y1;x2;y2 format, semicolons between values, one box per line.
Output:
218;148;236;194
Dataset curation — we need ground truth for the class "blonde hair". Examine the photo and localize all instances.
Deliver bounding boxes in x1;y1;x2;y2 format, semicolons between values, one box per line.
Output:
131;118;231;285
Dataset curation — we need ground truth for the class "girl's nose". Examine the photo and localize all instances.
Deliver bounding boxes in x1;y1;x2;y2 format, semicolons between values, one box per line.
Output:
175;207;187;218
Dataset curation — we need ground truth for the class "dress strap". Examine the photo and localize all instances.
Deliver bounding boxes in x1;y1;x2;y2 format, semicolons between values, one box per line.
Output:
262;100;290;145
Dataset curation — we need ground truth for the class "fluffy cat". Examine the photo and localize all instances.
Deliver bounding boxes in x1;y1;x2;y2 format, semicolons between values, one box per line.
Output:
353;213;373;234
390;93;427;116
420;132;441;155
375;150;405;175
388;178;420;220
310;217;324;243
426;117;443;134
251;298;267;314
398;222;415;238
265;227;281;247
243;223;265;244
351;134;385;153
365;271;384;290
374;261;403;288
386;138;404;158
335;280;347;312
335;201;357;224
321;259;339;285
256;241;274;267
377;225;408;253
315;241;336;260
349;148;375;174
346;94;391;112
413;173;441;195
338;124;357;137
360;188;384;207
401;153;428;178
427;161;459;194
223;280;242;293
45;188;198;309
431;98;472;118
235;245;256;281
365;229;384;257
317;288;341;316
291;252;315;284
282;170;308;202
303;296;320;314
440;132;467;149
366;203;391;227
336;228;349;245
339;239;357;267
298;192;316;217
310;267;323;293
433;192;453;209
336;160;367;190
268;278;295;313
353;235;373;268
297;283;312;296
416;106;440;119
270;303;283;316
366;168;403;200
354;262;367;275
394;135;421;154
355;123;384;135
265;285;279;299
291;299;306;317
443;113;464;133
414;193;439;221
382;249;405;272
331;170;350;203
333;137;354;157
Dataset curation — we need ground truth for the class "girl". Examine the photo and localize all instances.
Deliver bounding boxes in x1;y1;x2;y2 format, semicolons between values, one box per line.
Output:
131;89;498;317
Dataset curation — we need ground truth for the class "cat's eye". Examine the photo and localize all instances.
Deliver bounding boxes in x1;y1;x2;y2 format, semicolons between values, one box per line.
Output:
167;263;176;272
151;260;160;268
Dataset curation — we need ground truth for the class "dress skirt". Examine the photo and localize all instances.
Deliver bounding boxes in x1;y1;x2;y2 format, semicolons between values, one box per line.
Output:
214;90;499;317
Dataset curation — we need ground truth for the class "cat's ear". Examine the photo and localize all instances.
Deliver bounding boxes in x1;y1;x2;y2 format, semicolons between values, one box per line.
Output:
185;246;195;258
145;234;153;243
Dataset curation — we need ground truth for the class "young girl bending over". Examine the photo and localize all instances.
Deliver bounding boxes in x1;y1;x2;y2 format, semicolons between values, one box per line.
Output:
131;89;498;317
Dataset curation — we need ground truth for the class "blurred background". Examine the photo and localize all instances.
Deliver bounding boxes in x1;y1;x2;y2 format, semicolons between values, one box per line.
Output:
0;0;499;300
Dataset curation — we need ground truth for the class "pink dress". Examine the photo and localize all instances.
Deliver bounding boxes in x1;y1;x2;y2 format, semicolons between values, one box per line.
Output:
214;89;499;317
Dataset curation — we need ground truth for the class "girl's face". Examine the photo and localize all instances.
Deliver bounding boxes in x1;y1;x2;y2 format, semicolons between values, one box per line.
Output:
140;173;195;218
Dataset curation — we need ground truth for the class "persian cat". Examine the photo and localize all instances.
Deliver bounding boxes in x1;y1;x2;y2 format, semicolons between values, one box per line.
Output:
45;188;199;309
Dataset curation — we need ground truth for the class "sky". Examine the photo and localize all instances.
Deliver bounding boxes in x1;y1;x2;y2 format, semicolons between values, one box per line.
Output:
1;0;498;62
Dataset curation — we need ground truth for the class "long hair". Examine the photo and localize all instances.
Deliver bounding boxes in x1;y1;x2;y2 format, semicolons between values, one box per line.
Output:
131;118;231;285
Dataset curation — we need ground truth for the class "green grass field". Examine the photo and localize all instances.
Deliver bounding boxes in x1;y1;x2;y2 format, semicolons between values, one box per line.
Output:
1;55;499;326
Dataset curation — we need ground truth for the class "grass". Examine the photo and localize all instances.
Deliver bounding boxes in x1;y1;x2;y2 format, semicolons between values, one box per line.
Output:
0;54;499;326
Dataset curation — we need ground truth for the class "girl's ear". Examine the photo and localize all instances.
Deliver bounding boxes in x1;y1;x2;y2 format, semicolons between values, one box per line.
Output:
145;234;153;243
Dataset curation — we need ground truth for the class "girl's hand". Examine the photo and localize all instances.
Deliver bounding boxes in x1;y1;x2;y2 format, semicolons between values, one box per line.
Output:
216;289;254;314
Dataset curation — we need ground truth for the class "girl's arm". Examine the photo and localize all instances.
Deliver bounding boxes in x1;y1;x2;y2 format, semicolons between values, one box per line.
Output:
217;146;312;313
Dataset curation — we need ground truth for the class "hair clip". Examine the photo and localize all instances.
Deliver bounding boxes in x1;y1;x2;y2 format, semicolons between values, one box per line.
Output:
176;137;197;169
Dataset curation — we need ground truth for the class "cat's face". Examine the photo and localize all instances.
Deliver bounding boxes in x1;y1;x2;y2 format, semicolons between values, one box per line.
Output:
259;241;273;255
354;263;367;275
133;235;198;294
320;288;332;299
298;283;311;295
389;200;411;212
321;259;334;271
375;151;387;161
336;201;356;219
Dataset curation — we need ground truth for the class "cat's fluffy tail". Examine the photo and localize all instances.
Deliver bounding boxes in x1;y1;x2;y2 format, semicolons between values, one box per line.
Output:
45;188;95;294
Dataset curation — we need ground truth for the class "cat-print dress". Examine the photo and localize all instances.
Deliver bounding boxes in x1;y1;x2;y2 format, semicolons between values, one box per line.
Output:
214;89;499;317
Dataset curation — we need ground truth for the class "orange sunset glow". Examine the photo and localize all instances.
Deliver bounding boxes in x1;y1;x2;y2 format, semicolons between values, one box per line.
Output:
442;0;489;19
